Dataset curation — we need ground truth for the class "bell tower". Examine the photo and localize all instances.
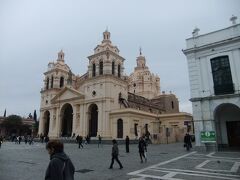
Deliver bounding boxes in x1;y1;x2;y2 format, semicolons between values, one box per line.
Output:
57;50;65;62
87;30;125;78
102;30;111;44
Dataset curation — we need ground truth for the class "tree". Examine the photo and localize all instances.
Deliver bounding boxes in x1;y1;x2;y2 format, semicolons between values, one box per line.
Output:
1;115;32;136
3;109;6;117
33;110;37;121
1;115;23;135
2;115;23;128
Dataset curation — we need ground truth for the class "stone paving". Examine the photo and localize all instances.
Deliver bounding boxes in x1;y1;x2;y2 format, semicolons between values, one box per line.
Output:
0;141;239;180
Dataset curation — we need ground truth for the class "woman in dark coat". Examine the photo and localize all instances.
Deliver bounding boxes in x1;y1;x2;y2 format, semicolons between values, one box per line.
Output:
138;137;147;163
184;133;192;151
125;136;130;153
45;140;75;180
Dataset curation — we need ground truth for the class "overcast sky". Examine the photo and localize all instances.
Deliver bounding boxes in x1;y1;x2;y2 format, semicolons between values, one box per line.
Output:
0;0;239;117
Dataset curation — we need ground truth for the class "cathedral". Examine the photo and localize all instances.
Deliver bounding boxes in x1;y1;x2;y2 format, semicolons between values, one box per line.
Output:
38;30;192;143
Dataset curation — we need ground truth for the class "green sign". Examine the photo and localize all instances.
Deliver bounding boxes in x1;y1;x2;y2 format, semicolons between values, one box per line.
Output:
200;131;216;143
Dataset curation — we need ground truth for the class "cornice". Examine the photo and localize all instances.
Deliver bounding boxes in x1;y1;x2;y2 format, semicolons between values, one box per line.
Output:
183;36;240;55
190;93;240;102
80;74;128;86
44;67;69;75
88;50;125;61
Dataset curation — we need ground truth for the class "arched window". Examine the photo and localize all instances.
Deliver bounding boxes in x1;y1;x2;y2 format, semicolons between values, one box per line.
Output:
171;101;174;109
60;77;64;88
211;56;234;95
145;124;149;135
118;64;121;77
51;76;54;88
46;77;49;90
117;119;123;138
112;61;115;75
99;61;103;75
92;63;96;77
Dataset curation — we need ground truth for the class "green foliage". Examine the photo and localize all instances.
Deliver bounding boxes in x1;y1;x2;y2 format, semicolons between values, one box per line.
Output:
1;115;32;135
2;115;23;128
33;110;37;121
33;121;39;131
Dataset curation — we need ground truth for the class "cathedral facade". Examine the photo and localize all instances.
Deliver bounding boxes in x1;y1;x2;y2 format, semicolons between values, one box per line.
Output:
38;30;192;143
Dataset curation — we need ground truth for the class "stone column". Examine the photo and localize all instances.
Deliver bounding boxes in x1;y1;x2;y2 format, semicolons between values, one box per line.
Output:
72;105;77;135
193;101;204;148
83;104;88;136
38;110;45;135
88;65;92;78
56;107;62;137
104;100;111;137
78;104;84;136
98;103;103;136
96;64;99;76
48;109;54;137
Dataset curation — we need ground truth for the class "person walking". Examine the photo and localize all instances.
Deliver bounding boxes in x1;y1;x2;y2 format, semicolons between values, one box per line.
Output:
109;139;123;169
78;136;83;149
0;136;3;148
40;133;44;143
24;135;28;144
87;135;90;144
18;136;22;144
138;136;147;163
45;135;49;143
125;136;130;153
45;140;75;180
98;135;102;148
184;132;192;151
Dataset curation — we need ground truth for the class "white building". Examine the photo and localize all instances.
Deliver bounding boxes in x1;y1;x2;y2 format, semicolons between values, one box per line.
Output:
183;16;240;150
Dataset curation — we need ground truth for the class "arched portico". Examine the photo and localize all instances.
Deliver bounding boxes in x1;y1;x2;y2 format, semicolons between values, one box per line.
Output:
43;111;50;136
60;103;73;137
214;103;240;148
88;104;98;137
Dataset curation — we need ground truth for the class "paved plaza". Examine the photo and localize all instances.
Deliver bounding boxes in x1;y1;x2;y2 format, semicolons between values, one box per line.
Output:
0;142;240;180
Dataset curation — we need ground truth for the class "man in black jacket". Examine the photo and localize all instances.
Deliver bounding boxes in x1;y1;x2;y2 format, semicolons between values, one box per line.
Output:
109;139;123;169
184;132;192;151
45;140;75;180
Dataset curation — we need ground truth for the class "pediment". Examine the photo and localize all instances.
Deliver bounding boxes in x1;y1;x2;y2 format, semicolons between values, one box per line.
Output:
51;87;84;103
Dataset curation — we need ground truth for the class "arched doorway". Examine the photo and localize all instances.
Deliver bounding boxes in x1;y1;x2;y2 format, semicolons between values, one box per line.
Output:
117;119;123;138
215;103;240;149
61;103;73;137
89;104;98;137
43;111;50;136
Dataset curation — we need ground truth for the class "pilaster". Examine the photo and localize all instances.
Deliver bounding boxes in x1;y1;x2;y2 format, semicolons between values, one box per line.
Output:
38;111;45;135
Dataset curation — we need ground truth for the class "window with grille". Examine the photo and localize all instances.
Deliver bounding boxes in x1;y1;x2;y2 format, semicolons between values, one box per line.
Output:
211;56;234;95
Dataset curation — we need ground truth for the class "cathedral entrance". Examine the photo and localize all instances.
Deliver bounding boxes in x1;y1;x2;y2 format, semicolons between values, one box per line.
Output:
226;121;240;147
215;103;240;149
88;104;98;137
61;103;73;137
43;111;50;136
117;119;123;138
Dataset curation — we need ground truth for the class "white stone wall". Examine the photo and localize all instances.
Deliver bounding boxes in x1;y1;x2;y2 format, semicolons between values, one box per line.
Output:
184;23;240;149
